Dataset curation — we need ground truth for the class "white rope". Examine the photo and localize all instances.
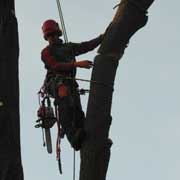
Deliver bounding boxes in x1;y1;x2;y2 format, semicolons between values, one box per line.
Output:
56;0;68;43
55;2;76;180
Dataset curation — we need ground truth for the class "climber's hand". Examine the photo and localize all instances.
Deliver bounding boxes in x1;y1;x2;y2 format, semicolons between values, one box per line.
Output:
75;60;93;69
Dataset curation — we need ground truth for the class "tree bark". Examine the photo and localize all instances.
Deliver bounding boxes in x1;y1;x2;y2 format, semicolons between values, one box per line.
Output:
0;0;24;179
80;1;154;180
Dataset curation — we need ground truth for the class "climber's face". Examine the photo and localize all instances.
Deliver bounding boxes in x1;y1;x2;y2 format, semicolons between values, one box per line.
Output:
47;33;59;44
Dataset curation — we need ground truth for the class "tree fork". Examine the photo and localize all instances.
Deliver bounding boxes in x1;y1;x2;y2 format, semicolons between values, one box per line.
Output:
80;1;154;180
0;0;23;179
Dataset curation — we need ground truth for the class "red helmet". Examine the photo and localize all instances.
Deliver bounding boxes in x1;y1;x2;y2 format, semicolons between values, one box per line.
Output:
42;19;62;40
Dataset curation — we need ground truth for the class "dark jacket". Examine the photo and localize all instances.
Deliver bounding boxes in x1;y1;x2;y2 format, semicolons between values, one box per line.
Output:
41;35;103;78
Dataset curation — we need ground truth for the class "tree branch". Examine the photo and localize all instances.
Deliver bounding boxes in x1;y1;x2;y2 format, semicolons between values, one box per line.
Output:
80;1;154;180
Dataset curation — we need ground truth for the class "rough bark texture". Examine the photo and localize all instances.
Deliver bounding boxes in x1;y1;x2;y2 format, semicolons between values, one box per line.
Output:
80;1;154;180
0;0;24;179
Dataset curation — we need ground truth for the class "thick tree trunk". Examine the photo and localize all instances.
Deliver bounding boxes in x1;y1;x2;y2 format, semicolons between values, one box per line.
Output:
80;1;154;180
0;0;23;179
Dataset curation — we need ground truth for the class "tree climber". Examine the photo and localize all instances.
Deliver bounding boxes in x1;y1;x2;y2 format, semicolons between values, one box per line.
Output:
41;19;103;150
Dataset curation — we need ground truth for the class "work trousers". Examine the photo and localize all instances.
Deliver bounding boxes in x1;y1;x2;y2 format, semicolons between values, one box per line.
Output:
47;78;85;143
56;92;85;142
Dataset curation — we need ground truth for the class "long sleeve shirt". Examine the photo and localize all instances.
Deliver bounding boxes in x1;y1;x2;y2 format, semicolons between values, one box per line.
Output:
41;35;103;78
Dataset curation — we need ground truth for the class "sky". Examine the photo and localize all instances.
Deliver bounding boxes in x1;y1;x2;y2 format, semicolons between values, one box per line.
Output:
15;0;180;180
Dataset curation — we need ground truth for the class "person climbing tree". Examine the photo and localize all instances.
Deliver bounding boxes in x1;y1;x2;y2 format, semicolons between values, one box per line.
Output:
41;19;103;151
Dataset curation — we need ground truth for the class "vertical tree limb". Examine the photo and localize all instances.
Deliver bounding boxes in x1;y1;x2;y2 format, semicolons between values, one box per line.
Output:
80;1;154;180
0;0;23;179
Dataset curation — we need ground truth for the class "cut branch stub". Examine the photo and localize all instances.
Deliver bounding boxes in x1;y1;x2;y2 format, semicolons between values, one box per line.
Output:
98;0;155;57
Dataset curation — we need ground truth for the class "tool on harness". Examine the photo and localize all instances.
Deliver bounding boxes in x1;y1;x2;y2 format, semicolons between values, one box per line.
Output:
35;93;57;154
36;87;65;173
36;76;89;173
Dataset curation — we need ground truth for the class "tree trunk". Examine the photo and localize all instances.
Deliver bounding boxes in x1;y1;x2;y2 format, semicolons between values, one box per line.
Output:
80;1;154;180
0;0;23;179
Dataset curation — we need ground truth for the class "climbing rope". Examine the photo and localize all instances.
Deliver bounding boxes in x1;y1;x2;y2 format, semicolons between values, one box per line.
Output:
55;1;76;180
55;74;114;88
55;104;63;174
56;0;68;43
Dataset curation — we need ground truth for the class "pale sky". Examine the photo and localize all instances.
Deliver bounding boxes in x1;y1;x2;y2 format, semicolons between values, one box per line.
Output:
16;0;180;180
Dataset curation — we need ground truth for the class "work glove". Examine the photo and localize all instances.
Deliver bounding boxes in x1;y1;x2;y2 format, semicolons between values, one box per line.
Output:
75;60;93;69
